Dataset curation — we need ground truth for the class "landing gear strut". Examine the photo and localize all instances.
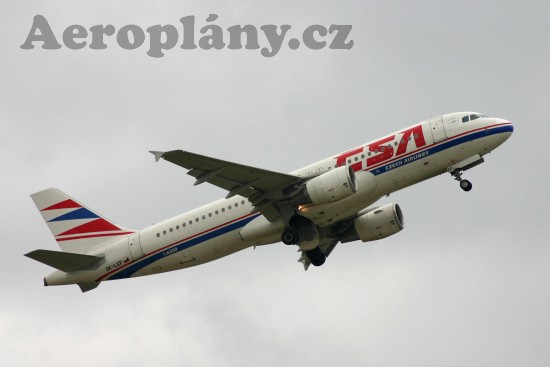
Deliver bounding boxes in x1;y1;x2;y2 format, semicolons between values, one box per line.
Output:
281;215;317;245
447;154;484;192
451;170;473;192
281;215;327;267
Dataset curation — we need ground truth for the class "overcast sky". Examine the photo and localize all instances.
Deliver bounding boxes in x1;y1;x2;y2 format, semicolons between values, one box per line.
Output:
2;1;549;366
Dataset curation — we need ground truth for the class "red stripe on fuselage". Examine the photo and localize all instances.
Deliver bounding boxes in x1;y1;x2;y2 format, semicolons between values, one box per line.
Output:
365;122;511;173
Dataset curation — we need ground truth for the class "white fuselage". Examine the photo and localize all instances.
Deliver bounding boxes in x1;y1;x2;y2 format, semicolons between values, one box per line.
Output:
44;112;513;286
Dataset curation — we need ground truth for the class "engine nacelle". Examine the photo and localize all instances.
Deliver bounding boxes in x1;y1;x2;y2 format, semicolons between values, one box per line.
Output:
292;166;357;205
341;203;404;243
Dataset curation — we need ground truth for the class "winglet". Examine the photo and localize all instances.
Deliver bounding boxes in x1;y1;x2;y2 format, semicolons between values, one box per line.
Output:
149;151;165;162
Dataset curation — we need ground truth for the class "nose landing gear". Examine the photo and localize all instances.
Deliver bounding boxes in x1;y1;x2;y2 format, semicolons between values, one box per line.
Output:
447;154;484;192
451;169;473;192
459;179;473;192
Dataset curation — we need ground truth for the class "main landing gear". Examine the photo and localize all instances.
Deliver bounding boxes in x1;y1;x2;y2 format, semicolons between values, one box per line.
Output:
281;216;326;267
281;227;299;245
451;169;473;192
305;247;326;267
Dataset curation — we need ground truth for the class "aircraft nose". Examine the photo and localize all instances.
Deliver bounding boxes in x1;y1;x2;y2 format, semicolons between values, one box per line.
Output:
501;119;514;135
493;118;514;144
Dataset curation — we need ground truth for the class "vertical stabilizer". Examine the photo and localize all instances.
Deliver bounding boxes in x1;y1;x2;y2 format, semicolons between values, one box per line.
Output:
31;188;134;253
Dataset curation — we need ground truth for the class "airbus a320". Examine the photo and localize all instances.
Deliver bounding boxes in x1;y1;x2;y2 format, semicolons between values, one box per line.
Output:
26;112;514;292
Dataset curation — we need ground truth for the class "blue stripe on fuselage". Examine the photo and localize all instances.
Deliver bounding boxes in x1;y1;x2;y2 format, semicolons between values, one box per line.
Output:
106;125;512;280
107;213;260;280
371;124;512;175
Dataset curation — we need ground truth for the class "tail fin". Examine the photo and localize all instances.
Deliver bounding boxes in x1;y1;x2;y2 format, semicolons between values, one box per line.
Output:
31;188;134;253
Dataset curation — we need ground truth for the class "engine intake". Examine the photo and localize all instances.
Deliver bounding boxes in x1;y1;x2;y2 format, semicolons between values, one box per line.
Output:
292;166;357;205
341;203;404;243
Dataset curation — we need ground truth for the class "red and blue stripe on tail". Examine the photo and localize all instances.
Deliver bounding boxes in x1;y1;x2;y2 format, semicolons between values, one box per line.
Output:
31;188;134;253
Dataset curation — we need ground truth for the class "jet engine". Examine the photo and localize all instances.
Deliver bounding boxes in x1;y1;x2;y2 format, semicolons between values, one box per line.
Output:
341;203;404;243
292;166;357;205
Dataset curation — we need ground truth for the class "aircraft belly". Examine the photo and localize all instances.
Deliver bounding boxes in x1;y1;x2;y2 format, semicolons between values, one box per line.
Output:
130;230;249;278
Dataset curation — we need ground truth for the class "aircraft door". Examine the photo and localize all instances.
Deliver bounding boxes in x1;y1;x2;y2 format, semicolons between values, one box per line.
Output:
128;232;145;260
429;117;447;143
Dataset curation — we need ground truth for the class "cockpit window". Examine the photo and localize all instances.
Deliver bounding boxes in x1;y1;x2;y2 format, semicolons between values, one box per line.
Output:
463;114;488;123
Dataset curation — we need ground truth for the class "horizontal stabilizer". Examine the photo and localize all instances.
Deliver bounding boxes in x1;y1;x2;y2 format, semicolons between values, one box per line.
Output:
25;249;104;272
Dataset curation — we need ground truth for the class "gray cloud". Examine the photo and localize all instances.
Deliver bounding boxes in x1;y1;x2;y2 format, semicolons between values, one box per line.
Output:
2;1;549;366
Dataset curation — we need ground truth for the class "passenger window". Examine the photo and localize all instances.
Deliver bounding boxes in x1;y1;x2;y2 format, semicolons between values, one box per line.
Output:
176;225;179;230
462;116;469;123
169;228;173;232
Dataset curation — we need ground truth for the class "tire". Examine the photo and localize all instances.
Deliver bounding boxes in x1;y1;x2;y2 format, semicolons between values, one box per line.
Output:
460;180;472;192
281;228;299;245
306;247;326;266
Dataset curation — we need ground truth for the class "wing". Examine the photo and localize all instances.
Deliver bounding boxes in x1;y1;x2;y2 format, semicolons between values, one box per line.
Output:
150;150;303;221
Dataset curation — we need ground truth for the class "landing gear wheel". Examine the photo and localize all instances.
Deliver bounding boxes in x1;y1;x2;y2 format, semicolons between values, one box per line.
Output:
460;179;473;192
305;247;326;267
281;228;299;245
451;169;473;192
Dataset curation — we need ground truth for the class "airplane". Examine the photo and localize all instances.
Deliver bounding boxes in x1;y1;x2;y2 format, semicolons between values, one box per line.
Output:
26;112;514;292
